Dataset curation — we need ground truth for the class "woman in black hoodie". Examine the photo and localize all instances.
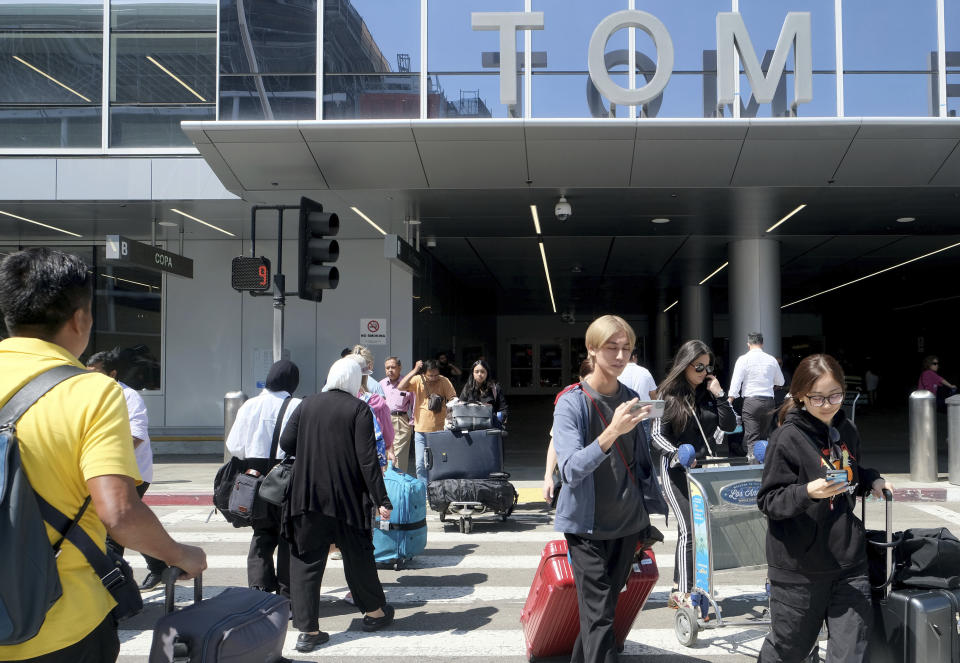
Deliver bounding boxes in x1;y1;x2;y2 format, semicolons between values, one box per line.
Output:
757;354;893;662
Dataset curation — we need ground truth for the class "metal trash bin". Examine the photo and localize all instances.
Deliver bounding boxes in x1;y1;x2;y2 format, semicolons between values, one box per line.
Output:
223;391;248;461
947;394;960;486
909;390;937;483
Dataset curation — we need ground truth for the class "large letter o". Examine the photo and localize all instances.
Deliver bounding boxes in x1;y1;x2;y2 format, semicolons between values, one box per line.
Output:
588;10;674;106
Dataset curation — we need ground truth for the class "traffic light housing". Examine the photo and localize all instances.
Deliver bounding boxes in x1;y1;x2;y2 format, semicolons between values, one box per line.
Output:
297;196;340;302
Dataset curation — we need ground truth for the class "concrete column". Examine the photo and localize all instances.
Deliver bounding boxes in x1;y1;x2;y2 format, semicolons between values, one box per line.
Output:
681;285;713;344
653;291;673;381
729;239;781;359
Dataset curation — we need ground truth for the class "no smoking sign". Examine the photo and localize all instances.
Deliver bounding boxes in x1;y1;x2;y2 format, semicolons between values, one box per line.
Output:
360;318;387;345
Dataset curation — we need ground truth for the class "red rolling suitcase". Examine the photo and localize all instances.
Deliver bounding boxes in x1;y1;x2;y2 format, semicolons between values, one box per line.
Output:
520;539;659;662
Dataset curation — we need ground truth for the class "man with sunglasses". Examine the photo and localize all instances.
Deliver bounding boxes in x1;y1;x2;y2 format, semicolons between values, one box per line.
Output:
728;332;784;462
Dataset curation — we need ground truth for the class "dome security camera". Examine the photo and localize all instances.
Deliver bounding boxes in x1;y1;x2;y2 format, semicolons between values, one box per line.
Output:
554;196;572;222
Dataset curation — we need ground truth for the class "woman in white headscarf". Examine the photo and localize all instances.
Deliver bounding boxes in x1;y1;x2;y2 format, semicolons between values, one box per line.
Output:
279;358;395;652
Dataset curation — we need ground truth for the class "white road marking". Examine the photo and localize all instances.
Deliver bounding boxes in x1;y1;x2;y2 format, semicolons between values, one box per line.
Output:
119;626;793;658
154;529;678;544
907;503;960;527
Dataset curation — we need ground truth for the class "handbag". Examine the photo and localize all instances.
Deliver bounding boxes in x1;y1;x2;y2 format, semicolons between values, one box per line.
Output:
215;396;292;527
258;457;293;507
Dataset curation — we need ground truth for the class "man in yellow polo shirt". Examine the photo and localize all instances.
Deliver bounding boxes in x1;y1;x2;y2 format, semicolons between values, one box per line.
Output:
0;248;207;662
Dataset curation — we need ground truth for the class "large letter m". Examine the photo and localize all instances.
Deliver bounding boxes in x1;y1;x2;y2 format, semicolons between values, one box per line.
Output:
717;12;812;110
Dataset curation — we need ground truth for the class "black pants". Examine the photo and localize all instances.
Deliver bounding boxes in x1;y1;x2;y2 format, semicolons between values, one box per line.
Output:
105;482;167;575
289;514;386;633
18;614;119;663
249;502;289;596
659;458;693;593
759;573;872;663
565;530;640;663
742;397;776;457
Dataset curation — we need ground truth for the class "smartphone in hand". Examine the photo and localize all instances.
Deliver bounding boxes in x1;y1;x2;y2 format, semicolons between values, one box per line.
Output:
630;400;666;418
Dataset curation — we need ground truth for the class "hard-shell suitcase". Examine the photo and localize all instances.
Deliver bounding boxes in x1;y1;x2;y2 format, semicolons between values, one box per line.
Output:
449;401;495;431
867;490;960;663
149;569;289;663
424;429;503;481
374;463;427;570
520;539;659;661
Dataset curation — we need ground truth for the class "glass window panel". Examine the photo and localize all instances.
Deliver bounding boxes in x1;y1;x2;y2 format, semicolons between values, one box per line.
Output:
0;1;103;31
948;73;960;117
0;3;103;148
219;74;317;120
111;0;217;31
427;73;516;118
110;106;215;146
843;0;936;71
220;0;317;75
945;0;960;114
737;72;837;117
843;73;936;117
324;73;420;119
429;0;523;71
532;72;629;118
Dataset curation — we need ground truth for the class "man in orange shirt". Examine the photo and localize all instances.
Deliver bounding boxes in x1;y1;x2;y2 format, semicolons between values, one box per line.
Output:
397;359;456;483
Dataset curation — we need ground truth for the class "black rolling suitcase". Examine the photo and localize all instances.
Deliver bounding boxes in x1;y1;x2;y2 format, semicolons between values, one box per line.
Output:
866;491;960;663
423;428;503;481
149;569;290;663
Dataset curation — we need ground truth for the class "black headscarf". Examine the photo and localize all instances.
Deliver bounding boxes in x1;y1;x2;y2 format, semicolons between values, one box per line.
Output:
265;359;299;394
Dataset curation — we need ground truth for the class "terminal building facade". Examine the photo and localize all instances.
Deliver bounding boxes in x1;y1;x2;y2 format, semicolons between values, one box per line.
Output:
1;0;959;433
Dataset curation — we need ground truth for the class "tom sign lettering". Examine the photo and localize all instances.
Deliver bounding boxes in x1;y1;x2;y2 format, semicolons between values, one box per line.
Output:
106;235;194;279
472;10;812;110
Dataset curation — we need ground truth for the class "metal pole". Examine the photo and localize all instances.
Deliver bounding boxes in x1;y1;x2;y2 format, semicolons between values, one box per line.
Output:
223;391;248;462
909;390;938;483
947;394;960;485
273;208;285;362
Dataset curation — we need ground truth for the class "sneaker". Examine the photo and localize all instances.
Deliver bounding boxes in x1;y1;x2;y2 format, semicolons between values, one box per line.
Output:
295;631;329;652
343;591;354;605
139;571;164;592
668;591;692;610
362;604;395;632
330;551;343;561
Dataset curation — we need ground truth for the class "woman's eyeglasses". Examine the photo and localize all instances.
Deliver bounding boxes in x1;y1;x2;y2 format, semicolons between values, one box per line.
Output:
690;363;714;373
806;392;844;407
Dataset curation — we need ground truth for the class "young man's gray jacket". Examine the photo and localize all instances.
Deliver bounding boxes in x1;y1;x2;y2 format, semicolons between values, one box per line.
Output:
552;384;667;535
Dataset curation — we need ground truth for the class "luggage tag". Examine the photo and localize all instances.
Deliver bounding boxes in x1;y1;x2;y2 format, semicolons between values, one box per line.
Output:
379;519;391;531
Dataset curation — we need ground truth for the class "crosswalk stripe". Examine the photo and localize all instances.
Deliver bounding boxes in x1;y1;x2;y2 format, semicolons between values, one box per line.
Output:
118;626;784;658
908;503;960;527
156;529;679;544
146;584;768;606
130;554;676;570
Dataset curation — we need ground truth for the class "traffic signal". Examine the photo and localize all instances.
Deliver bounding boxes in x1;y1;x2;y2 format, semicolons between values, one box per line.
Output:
297;196;339;302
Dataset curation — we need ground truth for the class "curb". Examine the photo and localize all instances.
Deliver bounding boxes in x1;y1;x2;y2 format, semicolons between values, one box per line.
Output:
144;494;212;506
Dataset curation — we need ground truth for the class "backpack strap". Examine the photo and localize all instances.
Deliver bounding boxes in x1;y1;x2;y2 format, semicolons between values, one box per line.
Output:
269;396;293;461
0;365;88;428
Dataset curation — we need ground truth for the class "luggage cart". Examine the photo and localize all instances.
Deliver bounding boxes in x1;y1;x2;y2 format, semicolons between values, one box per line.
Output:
674;459;771;648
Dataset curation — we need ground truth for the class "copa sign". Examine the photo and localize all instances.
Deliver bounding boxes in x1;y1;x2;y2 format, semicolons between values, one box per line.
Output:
472;10;812;111
106;234;194;279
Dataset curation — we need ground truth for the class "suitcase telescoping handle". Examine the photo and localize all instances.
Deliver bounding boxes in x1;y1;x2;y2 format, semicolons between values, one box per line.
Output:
164;567;203;614
862;488;896;598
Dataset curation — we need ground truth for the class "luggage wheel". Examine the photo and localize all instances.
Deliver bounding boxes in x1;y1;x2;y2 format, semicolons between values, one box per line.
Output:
458;516;473;534
675;606;699;647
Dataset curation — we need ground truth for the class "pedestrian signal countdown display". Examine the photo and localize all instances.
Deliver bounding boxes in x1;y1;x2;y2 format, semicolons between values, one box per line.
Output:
297;196;339;302
231;256;271;292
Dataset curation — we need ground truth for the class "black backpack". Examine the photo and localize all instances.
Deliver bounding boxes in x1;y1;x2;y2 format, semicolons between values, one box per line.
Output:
0;365;143;645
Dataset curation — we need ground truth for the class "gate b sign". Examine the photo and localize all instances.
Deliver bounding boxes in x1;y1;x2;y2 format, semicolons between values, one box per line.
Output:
472;10;812;110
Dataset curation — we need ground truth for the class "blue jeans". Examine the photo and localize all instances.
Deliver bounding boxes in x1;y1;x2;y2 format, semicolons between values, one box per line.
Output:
414;431;429;484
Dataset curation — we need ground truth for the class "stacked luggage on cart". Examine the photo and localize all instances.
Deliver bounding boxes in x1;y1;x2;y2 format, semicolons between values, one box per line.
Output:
424;401;517;534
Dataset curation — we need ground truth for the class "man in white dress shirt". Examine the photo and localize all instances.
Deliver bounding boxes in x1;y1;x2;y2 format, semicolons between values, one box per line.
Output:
727;332;784;461
618;349;658;435
225;360;301;597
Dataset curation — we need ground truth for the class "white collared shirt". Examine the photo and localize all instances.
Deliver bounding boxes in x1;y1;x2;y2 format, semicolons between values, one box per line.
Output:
618;362;658;400
728;348;784;399
120;382;153;483
225;389;301;460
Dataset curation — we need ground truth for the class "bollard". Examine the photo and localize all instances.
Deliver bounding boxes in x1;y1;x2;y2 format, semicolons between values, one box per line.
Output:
948;394;960;485
223;391;248;462
909;390;938;483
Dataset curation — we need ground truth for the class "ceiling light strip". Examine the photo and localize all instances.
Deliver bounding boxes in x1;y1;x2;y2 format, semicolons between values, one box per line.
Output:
698;261;729;285
170;208;235;237
663;300;678;313
146;55;206;102
782;240;960;309
538;241;557;314
350;207;387;235
765;204;807;233
529;205;541;235
13;56;92;102
0;209;82;237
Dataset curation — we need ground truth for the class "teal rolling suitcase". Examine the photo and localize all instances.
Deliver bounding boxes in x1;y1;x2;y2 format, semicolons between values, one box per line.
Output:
374;463;427;569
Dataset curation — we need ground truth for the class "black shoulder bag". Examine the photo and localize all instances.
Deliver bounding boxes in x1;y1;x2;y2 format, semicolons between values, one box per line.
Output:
258;399;295;507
